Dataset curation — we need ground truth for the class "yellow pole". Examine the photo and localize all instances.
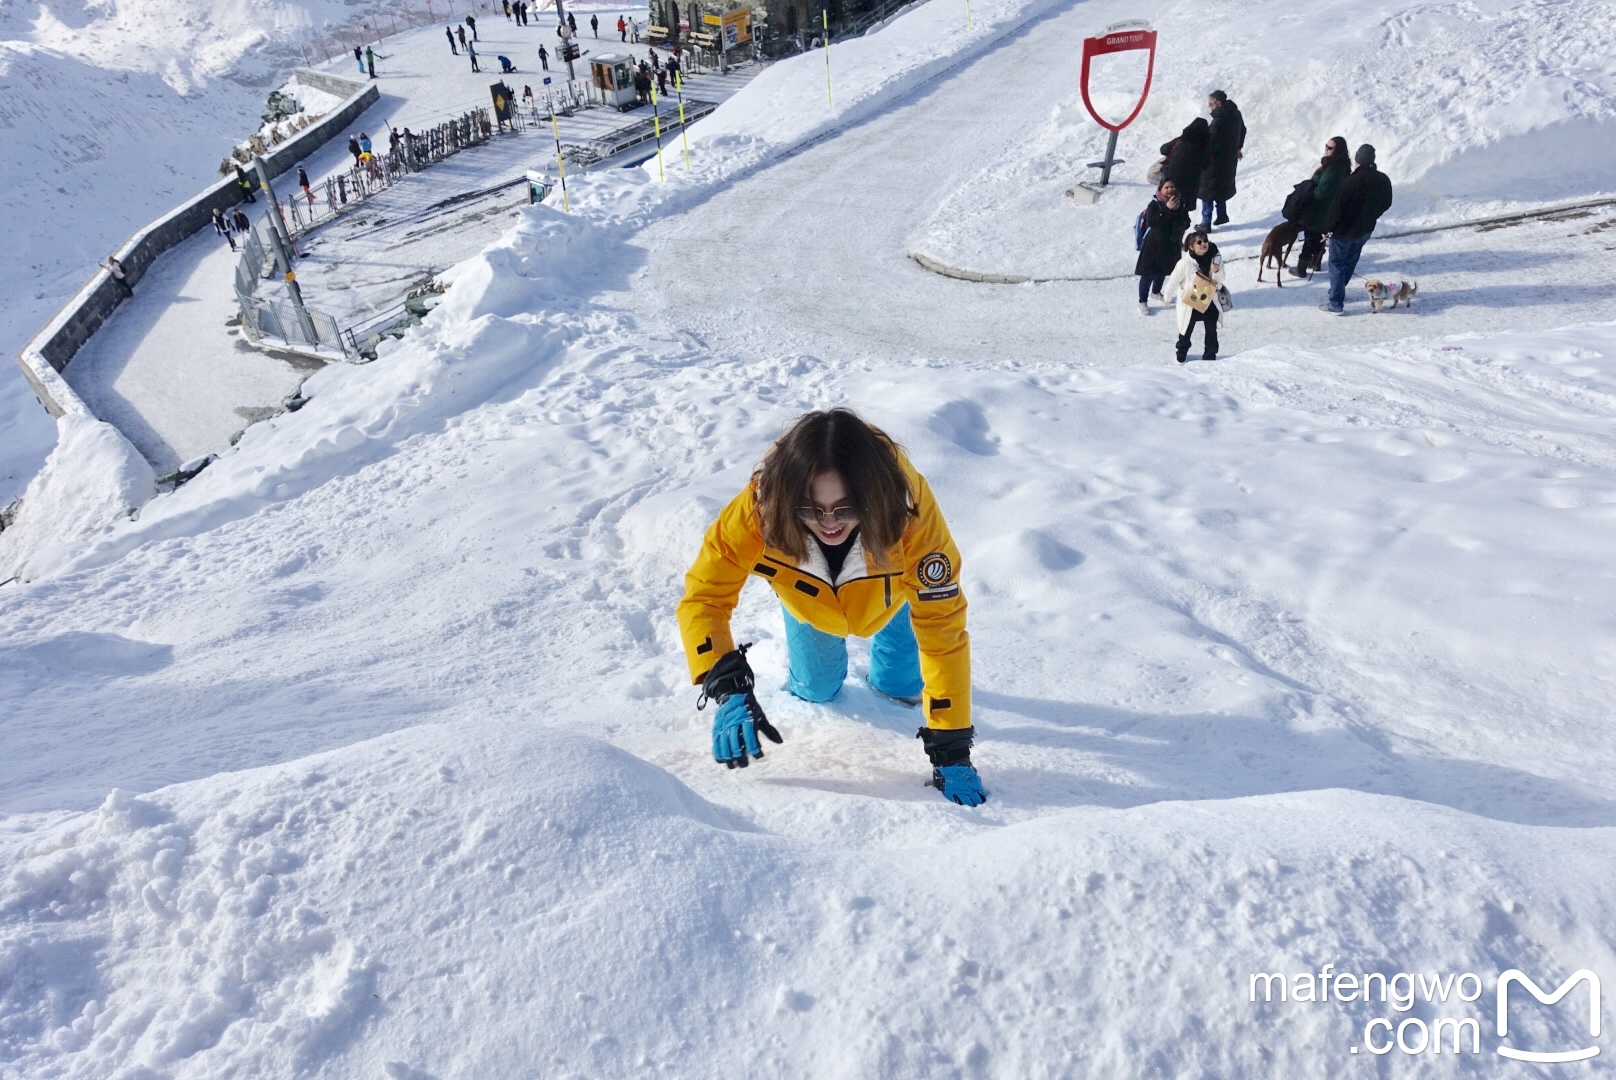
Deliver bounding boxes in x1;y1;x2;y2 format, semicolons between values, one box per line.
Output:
676;71;691;171
651;85;666;182
966;0;972;30
548;103;571;211
822;8;832;108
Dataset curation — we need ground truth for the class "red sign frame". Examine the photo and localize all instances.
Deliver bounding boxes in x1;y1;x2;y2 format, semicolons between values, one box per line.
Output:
1079;28;1158;133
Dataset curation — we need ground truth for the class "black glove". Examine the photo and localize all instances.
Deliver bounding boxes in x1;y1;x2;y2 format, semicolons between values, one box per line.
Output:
698;645;782;769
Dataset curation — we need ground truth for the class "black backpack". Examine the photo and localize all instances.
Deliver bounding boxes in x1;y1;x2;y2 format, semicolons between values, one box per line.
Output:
1281;179;1314;224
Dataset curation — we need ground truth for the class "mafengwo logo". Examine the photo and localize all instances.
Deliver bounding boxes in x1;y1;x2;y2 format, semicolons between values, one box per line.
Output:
1247;965;1602;1059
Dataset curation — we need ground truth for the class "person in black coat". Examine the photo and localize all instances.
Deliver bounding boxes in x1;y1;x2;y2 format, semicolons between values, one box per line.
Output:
1135;180;1191;311
446;26;458;54
1292;136;1350;277
1198;90;1246;228
1159;118;1209;203
1320;144;1394;314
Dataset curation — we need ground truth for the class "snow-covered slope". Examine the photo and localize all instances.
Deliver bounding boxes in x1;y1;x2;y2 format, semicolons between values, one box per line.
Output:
911;0;1616;279
3;0;1614;1074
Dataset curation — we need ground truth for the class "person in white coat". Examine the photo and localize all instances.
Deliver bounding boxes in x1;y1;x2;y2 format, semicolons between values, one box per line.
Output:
1162;229;1226;363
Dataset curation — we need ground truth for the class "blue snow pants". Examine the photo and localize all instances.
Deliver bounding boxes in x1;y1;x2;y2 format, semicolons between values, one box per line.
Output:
781;603;924;703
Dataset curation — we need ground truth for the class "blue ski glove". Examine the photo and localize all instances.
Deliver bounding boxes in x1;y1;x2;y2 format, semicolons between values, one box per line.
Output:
918;726;986;806
933;764;988;806
698;645;782;769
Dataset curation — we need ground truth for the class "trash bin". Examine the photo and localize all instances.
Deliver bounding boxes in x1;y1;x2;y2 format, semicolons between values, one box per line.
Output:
590;53;639;109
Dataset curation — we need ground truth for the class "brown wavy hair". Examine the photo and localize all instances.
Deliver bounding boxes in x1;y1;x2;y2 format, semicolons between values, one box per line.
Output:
755;409;913;568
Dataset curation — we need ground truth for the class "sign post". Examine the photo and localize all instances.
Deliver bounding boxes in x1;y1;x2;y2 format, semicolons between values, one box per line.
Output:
1072;21;1156;201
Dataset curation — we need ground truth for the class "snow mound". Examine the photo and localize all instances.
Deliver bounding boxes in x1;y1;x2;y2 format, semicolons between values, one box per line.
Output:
911;0;1616;280
0;414;153;582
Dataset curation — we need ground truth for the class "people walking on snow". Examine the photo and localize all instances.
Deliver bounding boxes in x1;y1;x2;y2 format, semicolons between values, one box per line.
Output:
591;12;599;36
347;135;361;165
567;11;577;33
365;44;377;79
1292;136;1350;278
231;206;250;234
1199;90;1245;229
358;132;372;156
212;207;236;250
1135;180;1190;313
538;43;549;70
1319;144;1394;315
678;408;986;806
1164;229;1226;363
233;164;256;202
465;13;478;40
447;26;458;53
666;54;681;85
502;0;511;19
618;15;627;40
656;66;667;96
1159;117;1209;206
297;165;313;204
456;24;468;49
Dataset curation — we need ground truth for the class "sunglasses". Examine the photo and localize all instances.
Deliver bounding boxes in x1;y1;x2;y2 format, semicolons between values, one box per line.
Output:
796;504;860;527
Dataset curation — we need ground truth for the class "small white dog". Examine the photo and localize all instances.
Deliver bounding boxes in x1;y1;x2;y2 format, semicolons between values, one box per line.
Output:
1364;276;1418;313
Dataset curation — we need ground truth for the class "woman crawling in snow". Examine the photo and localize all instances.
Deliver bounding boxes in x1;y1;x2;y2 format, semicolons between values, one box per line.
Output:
677;408;986;806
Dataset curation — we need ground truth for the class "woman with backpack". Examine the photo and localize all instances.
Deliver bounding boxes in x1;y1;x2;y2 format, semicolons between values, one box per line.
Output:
1163;229;1226;364
1292;136;1351;277
1135;180;1191;314
677;408;985;806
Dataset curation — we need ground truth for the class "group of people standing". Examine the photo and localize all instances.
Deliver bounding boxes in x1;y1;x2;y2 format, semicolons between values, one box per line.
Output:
209;204;255;252
1134;89;1397;359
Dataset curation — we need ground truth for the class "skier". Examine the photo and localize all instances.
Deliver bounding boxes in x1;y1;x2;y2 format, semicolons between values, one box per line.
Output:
466;13;478;40
538;43;549;70
1292;136;1350;278
1319;144;1394;315
677;408;986;806
1198;90;1245;228
590;12;599;36
347;134;361;165
365;44;376;79
618;15;627;40
212;207;236;250
354;44;364;73
468;40;481;72
456;24;468;49
1163;229;1225;363
447;26;458;54
1135;179;1190;314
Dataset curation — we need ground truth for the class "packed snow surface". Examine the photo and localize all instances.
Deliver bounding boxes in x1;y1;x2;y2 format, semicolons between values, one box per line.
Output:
4;0;1616;1075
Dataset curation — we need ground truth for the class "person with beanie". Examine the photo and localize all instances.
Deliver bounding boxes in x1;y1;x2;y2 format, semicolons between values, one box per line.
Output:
1319;144;1394;315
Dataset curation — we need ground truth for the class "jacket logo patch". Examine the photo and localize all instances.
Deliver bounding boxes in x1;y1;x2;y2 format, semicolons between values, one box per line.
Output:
918;584;960;601
917;552;953;588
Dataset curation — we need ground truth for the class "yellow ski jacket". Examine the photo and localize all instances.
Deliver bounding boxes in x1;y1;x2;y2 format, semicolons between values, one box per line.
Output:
678;455;970;730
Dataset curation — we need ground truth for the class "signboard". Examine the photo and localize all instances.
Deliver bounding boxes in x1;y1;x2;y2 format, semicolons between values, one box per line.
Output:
1079;23;1157;132
702;8;751;48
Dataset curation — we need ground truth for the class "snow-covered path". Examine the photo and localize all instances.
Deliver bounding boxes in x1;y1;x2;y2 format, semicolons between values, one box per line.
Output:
625;0;1616;368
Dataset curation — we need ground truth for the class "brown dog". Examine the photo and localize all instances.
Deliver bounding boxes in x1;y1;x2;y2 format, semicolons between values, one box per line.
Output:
1257;221;1302;286
1364;277;1418;313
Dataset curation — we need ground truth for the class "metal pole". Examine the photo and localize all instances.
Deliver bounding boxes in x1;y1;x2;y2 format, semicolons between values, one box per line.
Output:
252;155;320;345
554;0;576;81
1099;129;1119;186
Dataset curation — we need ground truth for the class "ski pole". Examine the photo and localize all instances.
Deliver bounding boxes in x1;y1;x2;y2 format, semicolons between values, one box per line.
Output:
547;102;571;210
675;71;691;171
